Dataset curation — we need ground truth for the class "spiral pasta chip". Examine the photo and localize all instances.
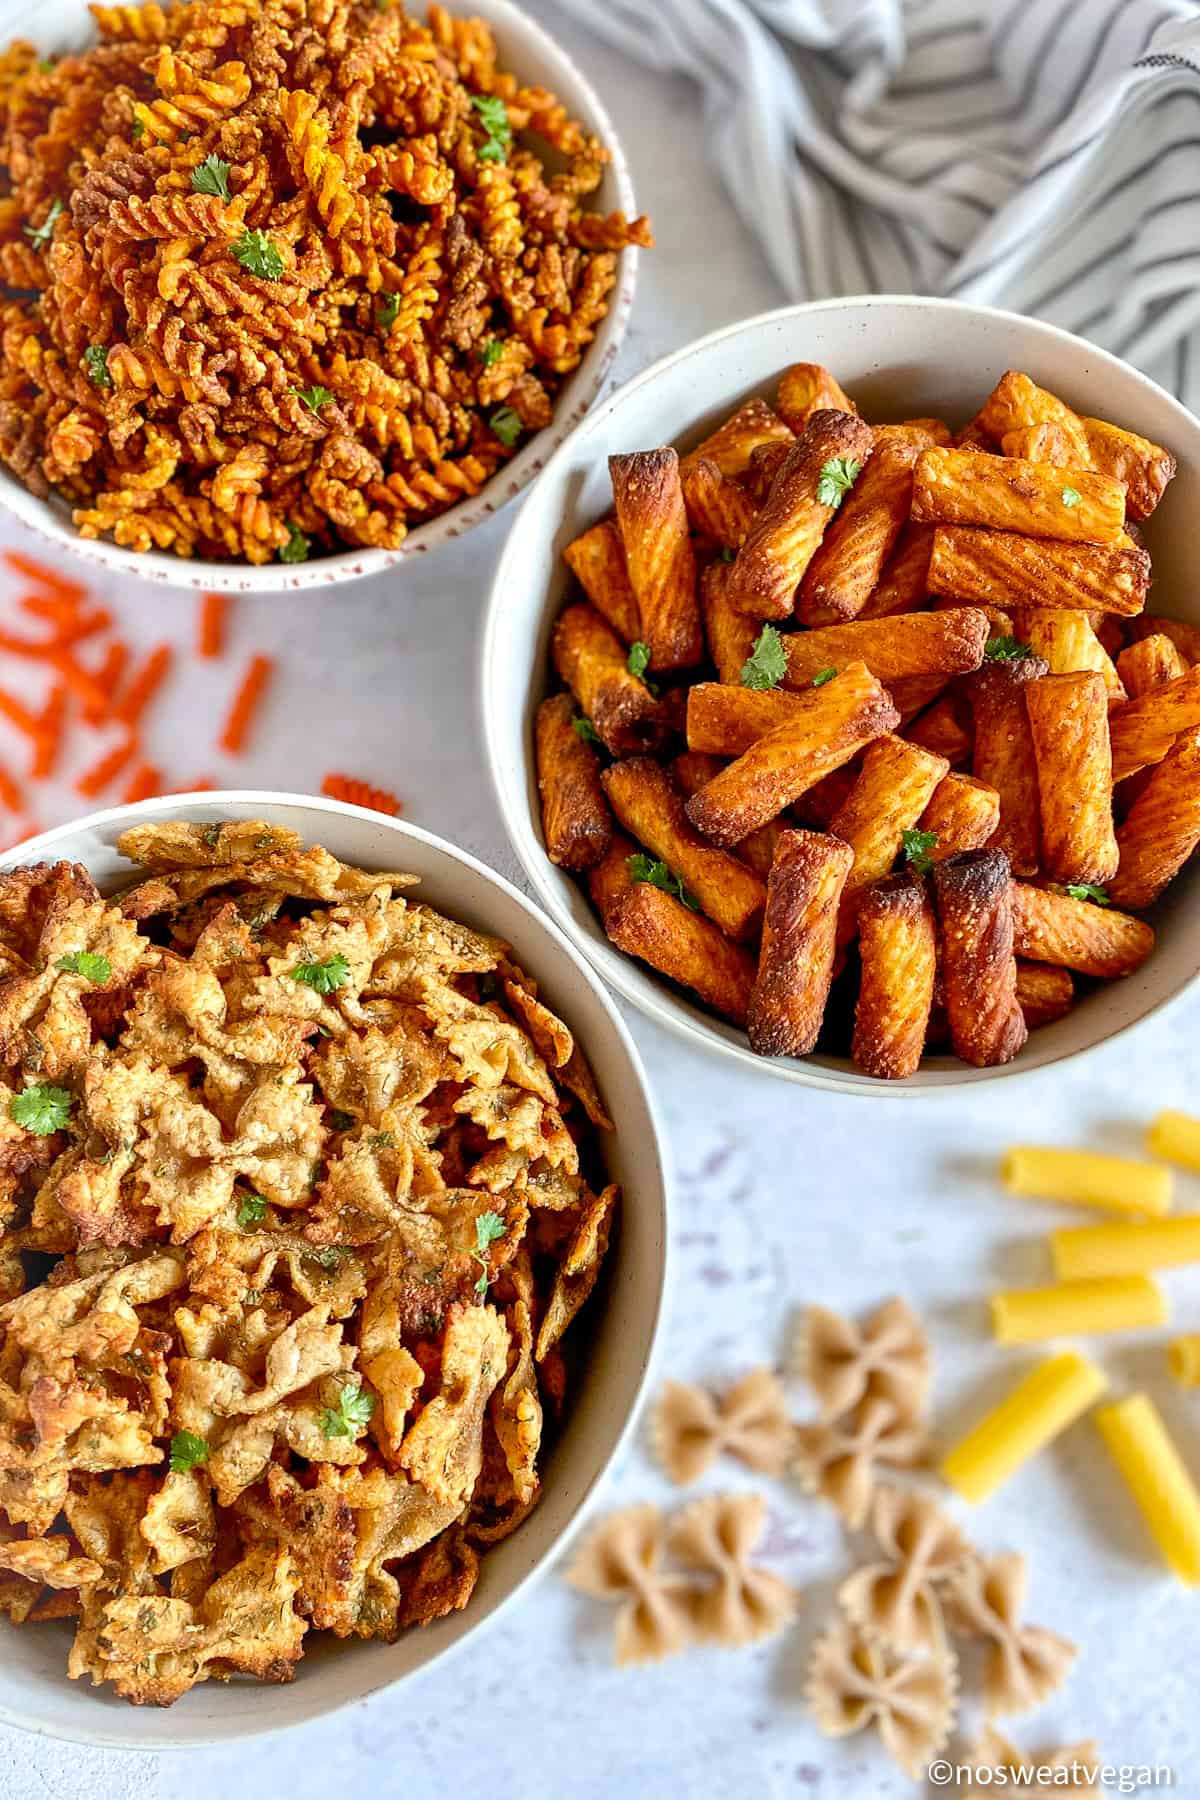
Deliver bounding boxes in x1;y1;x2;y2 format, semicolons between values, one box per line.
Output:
564;1502;695;1667
795;1296;931;1423
0;3;652;562
650;1366;793;1485
667;1491;797;1648
838;1485;969;1655
804;1614;958;1779
945;1549;1078;1717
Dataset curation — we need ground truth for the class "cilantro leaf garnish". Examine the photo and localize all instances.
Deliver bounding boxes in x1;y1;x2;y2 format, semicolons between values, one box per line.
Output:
1061;486;1082;508
232;228;283;281
131;116;144;139
237;1192;267;1227
293;383;333;415
816;455;861;509
627;853;699;911
9;1084;72;1136
471;1209;507;1297
83;344;112;389
471;93;512;165
280;521;309;564
24;197;63;249
328;1108;356;1132
718;545;736;562
811;666;838;687
55;951;111;983
169;1429;209;1473
571;715;601;744
377;292;400;330
479;337;503;367
320;1380;375;1439
309;1246;349;1270
290;953;351;994
191;154;231;201
740;623;787;691
1065;883;1111;906
490;405;523;447
626;640;658;694
901;828;939;875
983;635;1033;661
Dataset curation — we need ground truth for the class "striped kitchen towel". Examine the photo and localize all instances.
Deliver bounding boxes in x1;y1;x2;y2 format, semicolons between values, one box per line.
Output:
552;0;1200;405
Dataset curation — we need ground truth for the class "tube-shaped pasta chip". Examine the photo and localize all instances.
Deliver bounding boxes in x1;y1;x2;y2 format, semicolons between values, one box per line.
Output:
601;757;766;942
933;850;1027;1067
587;834;756;1023
852;873;937;1079
1109;728;1200;910
963;655;1048;876
978;371;1092;465
745;440;793;503
918;773;1000;860
1127;613;1200;666
1109;668;1200;781
671;752;783;881
999;422;1074;465
610;448;702;671
781;607;989;690
912;447;1125;543
1117;633;1187;700
1015;608;1125;702
563;520;641;643
700;561;759;685
1009;882;1153;978
1081;416;1176;521
776;363;857;432
827;736;950;941
748;830;853;1057
535;693;613;872
684;663;899;847
686;682;812;757
928;525;1150;617
1024;672;1118;886
551;603;672;757
1015;961;1074;1028
728;410;875;620
680;397;793;479
859;522;935;621
905;694;973;766
681;459;758;549
799;427;933;626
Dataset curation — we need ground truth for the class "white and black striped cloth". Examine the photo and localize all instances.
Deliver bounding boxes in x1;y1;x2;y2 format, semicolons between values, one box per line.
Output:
554;0;1200;406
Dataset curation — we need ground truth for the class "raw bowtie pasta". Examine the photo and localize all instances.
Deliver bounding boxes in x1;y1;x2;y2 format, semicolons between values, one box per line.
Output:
563;1502;696;1667
804;1614;958;1781
944;1550;1078;1719
794;1295;931;1422
963;1726;1101;1789
792;1394;928;1530
649;1366;793;1485
837;1486;970;1656
666;1492;797;1648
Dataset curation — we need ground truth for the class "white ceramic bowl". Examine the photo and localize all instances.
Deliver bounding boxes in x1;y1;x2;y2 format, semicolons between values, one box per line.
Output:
483;295;1200;1095
0;792;668;1747
0;0;639;592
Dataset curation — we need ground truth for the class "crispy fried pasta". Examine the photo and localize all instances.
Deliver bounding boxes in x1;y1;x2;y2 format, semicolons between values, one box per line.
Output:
0;821;618;1703
536;362;1189;1076
0;2;651;562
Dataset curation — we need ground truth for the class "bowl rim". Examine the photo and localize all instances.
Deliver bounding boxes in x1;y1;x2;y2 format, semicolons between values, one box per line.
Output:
481;292;1200;1097
0;790;671;1748
0;0;640;594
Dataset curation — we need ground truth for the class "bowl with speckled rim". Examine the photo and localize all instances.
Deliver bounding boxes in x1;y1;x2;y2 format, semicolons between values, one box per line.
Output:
483;295;1200;1094
0;0;640;592
0;792;669;1747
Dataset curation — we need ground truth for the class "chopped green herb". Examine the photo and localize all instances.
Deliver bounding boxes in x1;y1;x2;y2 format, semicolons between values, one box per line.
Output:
54;951;111;983
815;455;861;509
1064;883;1111;907
371;1131;395;1149
740;623;787;691
24;197;63;249
901;828;939;875
9;1084;72;1136
280;522;309;564
627;853;699;911
190;154;231;201
320;1380;375;1439
83;344;112;389
479;337;504;367
308;1246;348;1270
290;953;351;994
131;116;145;139
328;1108;356;1132
571;715;601;745
37;58;54;72
377;292;400;330
471;1209;507;1296
626;640;658;694
1061;486;1082;508
232;228;283;281
718;545;736;562
811;666;838;687
169;1430;209;1473
983;635;1033;662
490;405;523;447
471;93;512;165
242;1288;263;1307
236;1192;267;1228
292;383;333;415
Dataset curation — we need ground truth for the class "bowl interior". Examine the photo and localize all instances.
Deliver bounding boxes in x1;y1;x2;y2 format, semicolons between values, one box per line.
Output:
484;297;1200;1093
0;794;667;1747
0;0;637;591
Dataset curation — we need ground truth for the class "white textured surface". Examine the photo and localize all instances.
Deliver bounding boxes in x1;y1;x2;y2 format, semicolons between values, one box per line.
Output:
1;6;1199;1796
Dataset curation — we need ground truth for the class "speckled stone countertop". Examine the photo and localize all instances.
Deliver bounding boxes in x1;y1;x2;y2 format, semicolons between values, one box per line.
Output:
2;6;1199;1796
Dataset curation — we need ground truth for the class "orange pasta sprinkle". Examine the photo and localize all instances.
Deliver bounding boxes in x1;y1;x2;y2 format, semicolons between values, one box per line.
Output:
45;650;108;717
83;643;130;727
1;552;84;604
122;763;163;805
76;737;139;800
31;683;68;780
0;688;45;741
320;774;403;817
114;645;173;730
0;761;23;813
198;594;229;660
220;654;274;755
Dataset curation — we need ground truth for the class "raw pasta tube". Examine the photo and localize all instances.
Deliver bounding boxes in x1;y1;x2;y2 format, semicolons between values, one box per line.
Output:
1148;1110;1200;1172
748;829;853;1057
852;872;937;1079
1051;1216;1200;1281
1169;1336;1200;1386
933;849;1027;1068
962;655;1048;876
1108;728;1200;910
940;1350;1108;1504
1094;1394;1200;1584
609;448;702;670
1002;1147;1172;1217
1024;672;1119;886
990;1275;1167;1345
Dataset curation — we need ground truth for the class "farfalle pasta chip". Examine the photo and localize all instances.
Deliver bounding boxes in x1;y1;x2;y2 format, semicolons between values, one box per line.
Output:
564;1502;695;1666
667;1492;797;1648
946;1550;1078;1717
651;1366;793;1485
0;823;619;1702
804;1614;958;1779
